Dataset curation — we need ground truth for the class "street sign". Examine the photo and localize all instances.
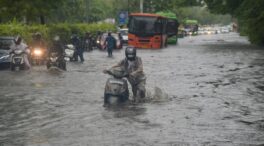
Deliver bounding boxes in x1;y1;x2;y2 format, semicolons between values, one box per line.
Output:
119;11;128;25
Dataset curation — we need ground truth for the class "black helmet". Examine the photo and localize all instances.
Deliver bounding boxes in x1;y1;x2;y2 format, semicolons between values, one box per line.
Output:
35;32;41;39
53;35;60;42
125;47;136;61
97;31;102;35
71;34;78;40
14;36;22;45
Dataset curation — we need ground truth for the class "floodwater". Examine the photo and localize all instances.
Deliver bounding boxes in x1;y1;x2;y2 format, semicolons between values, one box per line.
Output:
0;33;264;146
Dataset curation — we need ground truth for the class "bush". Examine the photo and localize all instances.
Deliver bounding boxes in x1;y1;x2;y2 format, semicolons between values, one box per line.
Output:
0;22;116;46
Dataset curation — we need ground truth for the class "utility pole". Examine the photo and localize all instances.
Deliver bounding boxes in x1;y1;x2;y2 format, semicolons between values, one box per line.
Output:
140;0;143;13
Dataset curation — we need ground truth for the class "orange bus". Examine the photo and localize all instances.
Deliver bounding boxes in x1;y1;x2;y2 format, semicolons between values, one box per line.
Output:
128;13;168;49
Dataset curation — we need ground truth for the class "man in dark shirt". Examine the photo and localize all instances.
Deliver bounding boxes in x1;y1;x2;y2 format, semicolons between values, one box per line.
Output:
105;32;116;57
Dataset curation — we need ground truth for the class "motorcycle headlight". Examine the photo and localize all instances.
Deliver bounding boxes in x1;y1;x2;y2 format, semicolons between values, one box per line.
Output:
14;50;23;54
34;49;42;56
97;40;100;44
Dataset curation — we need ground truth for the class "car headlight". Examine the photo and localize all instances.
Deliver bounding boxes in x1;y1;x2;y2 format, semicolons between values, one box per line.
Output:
0;55;9;60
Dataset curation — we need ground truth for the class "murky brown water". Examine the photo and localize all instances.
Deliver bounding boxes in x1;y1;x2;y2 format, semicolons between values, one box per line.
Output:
0;33;264;146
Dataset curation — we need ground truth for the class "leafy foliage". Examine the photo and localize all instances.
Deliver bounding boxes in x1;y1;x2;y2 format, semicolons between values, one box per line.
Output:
204;0;264;45
143;0;202;13
0;0;64;23
0;23;116;45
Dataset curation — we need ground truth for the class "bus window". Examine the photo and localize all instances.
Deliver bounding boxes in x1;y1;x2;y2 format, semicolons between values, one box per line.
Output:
129;16;162;35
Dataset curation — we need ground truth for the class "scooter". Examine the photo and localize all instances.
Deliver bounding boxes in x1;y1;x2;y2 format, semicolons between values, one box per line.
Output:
46;52;66;70
64;44;76;61
10;49;28;71
104;67;129;105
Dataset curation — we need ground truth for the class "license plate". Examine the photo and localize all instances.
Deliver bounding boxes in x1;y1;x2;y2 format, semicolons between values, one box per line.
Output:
14;58;22;63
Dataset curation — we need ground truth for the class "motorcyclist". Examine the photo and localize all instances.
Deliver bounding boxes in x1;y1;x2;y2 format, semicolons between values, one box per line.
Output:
31;32;47;60
32;32;46;49
49;36;65;64
118;32;123;48
95;31;102;49
47;35;66;70
96;31;102;40
104;47;146;102
82;32;92;51
9;36;31;69
49;36;64;56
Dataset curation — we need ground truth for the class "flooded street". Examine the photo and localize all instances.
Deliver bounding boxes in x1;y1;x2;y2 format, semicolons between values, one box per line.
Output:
0;33;264;146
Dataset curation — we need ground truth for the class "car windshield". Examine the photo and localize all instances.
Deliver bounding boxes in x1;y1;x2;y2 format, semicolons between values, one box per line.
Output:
129;16;162;35
0;38;13;50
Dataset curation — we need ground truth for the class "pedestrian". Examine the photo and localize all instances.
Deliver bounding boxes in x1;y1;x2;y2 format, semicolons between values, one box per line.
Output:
105;32;116;57
71;34;84;62
105;47;146;102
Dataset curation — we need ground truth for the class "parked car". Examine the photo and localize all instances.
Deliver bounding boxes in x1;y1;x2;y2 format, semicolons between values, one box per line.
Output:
221;27;230;33
0;37;14;68
119;28;128;44
198;29;206;35
98;33;122;50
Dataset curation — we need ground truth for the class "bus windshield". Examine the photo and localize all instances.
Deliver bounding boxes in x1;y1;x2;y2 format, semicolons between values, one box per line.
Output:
129;16;162;35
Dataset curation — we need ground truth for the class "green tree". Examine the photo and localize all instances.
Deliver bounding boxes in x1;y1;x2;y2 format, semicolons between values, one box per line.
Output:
0;0;64;24
204;0;264;45
143;0;202;13
176;6;231;25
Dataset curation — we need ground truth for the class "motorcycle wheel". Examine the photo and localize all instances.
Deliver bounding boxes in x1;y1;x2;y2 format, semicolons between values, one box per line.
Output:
59;61;66;71
104;94;119;105
62;63;66;71
46;62;51;69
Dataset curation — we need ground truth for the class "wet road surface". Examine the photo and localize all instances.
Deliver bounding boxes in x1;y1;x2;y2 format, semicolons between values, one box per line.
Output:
0;33;264;146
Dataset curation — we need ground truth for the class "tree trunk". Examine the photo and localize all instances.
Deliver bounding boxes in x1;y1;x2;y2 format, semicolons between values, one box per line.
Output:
40;15;45;25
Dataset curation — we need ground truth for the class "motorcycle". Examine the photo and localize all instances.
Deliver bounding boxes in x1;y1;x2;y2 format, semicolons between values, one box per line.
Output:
10;49;28;71
104;67;129;105
64;44;76;61
91;35;102;50
30;47;46;65
46;52;66;70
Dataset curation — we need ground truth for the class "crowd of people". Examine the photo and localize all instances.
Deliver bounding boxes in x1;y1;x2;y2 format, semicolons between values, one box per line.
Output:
11;31;123;66
9;31;146;102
